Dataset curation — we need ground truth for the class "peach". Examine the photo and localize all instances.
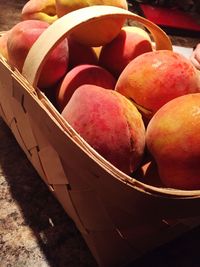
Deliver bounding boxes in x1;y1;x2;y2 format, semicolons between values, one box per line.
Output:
67;36;98;69
7;20;69;90
99;26;153;78
21;0;57;24
146;93;200;190
55;0;128;47
56;64;116;111
61;84;146;174
115;50;200;121
0;31;10;60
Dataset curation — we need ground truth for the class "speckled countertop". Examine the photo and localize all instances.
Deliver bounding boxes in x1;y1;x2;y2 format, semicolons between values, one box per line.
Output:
1;1;200;267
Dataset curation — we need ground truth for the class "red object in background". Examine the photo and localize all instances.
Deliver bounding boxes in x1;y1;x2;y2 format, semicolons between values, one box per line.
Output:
139;4;200;33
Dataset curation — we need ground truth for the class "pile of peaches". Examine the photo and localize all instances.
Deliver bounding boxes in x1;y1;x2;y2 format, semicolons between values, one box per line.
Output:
0;0;200;190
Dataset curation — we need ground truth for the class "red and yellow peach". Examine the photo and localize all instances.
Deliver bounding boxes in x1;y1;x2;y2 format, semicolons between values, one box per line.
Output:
21;0;57;24
56;64;116;111
55;0;128;47
99;26;153;78
146;93;200;190
61;84;146;174
115;50;200;121
7;20;69;90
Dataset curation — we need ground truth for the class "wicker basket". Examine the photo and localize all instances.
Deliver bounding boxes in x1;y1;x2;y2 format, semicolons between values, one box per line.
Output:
1;6;200;267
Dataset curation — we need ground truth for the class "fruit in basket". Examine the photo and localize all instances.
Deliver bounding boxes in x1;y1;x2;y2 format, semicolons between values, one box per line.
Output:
115;50;200;121
21;0;57;24
0;31;10;60
55;0;128;17
6;20;69;89
146;93;200;190
56;64;116;111
99;26;153;78
61;84;146;174
68;36;98;69
55;1;128;47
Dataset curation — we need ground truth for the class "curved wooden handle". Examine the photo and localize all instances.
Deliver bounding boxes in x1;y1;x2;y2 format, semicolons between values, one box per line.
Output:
22;5;172;88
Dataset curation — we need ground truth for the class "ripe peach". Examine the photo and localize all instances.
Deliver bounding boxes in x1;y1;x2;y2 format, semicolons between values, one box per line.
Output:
7;20;69;90
67;36;98;69
99;26;153;78
61;84;146;174
146;93;200;190
56;64;116;111
55;1;128;47
55;0;128;18
115;50;200;121
21;0;57;24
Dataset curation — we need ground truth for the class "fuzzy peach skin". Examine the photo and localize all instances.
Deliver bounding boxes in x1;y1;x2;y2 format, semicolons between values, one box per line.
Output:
146;93;200;190
67;36;98;69
21;0;57;24
56;64;116;111
61;84;146;174
55;0;128;47
0;31;10;60
7;20;69;90
99;26;153;78
115;50;200;120
56;0;128;15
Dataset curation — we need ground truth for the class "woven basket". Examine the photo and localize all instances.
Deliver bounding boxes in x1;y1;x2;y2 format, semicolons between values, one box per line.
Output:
1;6;200;267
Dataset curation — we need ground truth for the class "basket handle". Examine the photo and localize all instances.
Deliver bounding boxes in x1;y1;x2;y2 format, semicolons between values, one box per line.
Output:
22;5;172;89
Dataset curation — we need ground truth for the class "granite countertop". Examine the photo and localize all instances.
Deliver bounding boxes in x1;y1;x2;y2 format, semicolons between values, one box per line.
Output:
1;1;200;267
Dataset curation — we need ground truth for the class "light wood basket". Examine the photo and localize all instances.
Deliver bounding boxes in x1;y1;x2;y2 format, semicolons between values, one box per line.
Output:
1;6;200;267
